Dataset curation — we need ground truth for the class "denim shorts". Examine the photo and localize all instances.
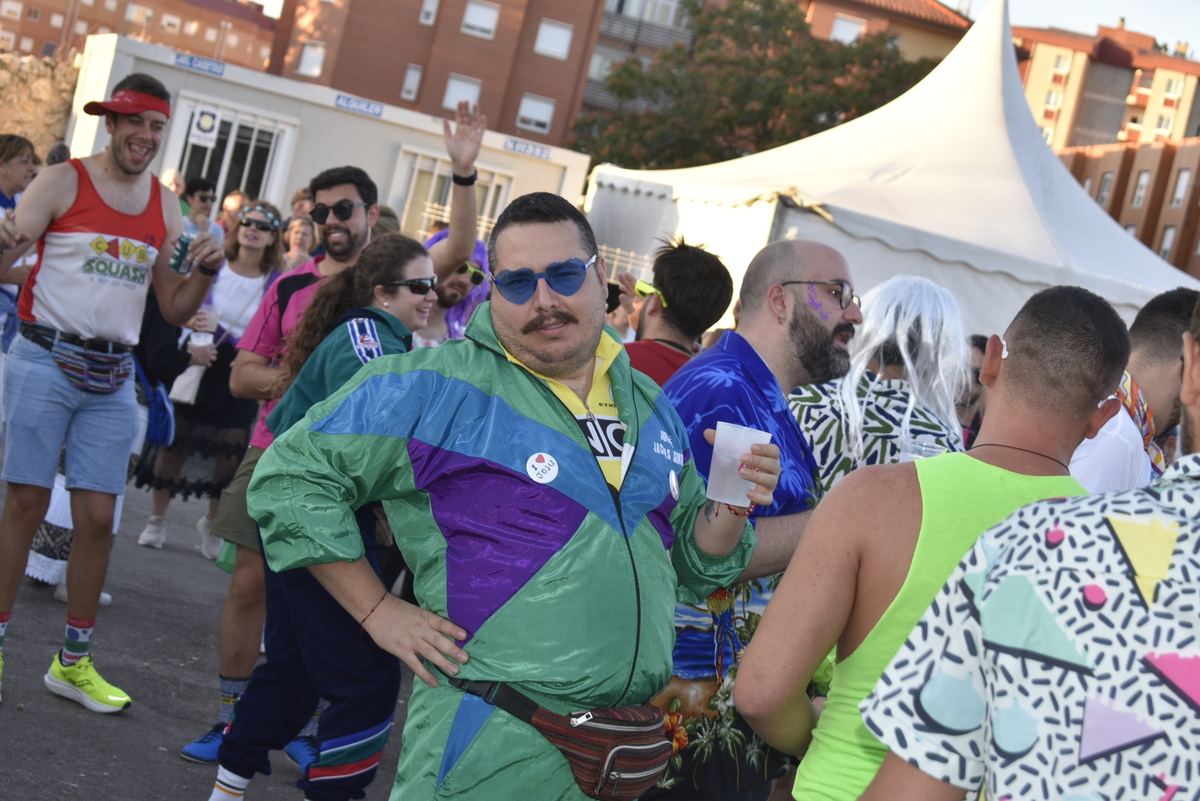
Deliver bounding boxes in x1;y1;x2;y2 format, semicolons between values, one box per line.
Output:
3;332;138;495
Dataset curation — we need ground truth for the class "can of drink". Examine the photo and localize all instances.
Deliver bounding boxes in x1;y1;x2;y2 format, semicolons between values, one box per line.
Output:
169;233;194;274
189;332;213;346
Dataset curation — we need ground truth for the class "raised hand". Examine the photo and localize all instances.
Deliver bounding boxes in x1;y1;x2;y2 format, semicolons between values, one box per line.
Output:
444;100;488;178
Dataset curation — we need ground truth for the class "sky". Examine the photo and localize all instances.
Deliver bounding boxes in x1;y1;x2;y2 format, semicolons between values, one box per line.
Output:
1004;0;1199;57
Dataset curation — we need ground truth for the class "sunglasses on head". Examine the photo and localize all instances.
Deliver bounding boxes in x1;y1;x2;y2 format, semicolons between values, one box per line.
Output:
310;200;369;225
239;218;275;232
634;279;668;308
779;279;861;310
456;262;486;285
493;255;597;305
386;276;438;295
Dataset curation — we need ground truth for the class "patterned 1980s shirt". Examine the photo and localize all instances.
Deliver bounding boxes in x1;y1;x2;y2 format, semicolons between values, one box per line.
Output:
859;454;1200;800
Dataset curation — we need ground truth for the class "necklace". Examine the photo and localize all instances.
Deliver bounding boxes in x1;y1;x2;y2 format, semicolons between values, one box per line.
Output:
651;338;692;355
969;443;1070;473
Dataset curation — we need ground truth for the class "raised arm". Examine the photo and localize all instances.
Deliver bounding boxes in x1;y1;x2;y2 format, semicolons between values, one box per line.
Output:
428;101;487;281
0;162;71;279
690;430;780;557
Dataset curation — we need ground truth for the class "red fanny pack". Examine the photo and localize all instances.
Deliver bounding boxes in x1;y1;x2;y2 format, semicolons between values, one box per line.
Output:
449;678;672;800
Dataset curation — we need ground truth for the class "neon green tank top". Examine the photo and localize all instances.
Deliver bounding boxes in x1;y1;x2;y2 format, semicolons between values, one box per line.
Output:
792;452;1086;801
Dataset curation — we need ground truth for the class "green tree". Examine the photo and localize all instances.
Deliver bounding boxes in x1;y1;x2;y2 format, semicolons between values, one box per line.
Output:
570;0;938;170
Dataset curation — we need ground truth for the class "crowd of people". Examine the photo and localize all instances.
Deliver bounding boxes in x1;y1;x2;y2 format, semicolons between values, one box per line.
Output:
0;69;1197;801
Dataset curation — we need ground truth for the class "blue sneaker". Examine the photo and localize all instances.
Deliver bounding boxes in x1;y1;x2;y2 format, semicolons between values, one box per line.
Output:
284;736;319;772
181;722;225;763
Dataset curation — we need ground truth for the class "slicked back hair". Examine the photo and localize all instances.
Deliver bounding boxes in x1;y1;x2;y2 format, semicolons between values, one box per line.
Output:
488;192;597;273
1002;286;1130;420
1130;287;1200;364
309;166;377;207
653;238;734;339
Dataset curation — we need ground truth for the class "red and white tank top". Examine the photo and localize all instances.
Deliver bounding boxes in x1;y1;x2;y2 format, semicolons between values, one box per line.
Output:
18;159;166;346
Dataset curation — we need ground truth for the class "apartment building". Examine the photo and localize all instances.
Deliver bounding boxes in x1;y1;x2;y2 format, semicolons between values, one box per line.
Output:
584;0;968;116
269;0;604;147
1014;22;1200;151
1061;136;1200;278
0;0;274;69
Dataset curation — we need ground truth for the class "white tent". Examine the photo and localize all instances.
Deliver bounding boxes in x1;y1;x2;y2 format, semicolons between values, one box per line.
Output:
583;0;1200;335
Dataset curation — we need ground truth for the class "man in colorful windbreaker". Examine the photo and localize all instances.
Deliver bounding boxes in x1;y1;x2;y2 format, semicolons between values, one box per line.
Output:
246;192;778;799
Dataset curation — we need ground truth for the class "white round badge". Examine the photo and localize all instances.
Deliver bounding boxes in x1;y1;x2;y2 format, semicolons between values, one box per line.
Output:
526;452;560;484
669;470;680;501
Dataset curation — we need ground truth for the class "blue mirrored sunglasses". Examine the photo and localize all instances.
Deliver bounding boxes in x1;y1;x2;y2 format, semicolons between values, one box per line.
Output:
493;255;597;305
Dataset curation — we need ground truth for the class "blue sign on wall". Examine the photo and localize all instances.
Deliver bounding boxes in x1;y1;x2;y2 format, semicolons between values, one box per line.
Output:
174;53;226;76
503;137;552;161
335;95;385;117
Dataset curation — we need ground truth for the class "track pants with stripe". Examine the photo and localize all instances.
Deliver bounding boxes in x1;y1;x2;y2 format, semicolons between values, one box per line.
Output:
219;512;402;801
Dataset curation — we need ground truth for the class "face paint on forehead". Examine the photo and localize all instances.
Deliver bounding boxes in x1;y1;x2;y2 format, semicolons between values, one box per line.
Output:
808;284;830;321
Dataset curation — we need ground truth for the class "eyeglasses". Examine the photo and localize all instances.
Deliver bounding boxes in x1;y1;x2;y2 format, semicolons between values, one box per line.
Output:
239;218;275;232
456;262;486;286
493;255;597;305
310;200;369;225
970;367;982;385
634;279;669;308
779;280;861;310
194;194;216;203
386;276;438;295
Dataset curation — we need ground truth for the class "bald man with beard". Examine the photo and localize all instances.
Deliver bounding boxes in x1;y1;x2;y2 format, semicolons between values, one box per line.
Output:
651;240;862;800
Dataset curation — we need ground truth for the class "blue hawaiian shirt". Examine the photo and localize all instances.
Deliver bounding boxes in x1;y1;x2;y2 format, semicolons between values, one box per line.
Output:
663;330;820;680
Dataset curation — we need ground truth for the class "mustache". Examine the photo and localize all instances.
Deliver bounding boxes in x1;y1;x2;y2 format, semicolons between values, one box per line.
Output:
522;310;578;334
832;323;855;340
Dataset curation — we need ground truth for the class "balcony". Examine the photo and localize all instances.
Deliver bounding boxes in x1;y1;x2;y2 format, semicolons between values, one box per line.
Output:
1126;88;1150;108
1118;120;1142;143
599;11;692;50
582;78;663;114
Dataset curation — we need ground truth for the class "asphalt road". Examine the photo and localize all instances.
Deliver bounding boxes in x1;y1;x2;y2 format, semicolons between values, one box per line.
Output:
0;476;413;800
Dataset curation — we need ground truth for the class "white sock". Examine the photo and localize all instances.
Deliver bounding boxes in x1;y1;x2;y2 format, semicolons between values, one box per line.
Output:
208;766;250;799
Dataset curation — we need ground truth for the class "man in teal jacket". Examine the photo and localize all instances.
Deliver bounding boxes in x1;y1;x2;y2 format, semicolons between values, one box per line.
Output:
247;193;779;800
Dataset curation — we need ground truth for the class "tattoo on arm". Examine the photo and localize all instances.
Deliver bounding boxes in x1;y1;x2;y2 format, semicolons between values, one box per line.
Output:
703;500;718;524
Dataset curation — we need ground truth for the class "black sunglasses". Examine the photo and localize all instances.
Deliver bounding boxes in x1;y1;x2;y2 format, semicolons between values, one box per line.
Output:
779;279;861;310
239;218;275;232
194;193;216;203
386;277;437;295
310;200;369;225
456;262;486;285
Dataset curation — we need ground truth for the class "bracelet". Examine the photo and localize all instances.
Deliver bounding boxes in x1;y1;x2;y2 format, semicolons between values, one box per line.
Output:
360;589;389;626
724;503;756;518
452;170;478;186
196;263;218;277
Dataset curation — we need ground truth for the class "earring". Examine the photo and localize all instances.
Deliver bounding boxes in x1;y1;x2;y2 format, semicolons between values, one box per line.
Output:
383;302;389;307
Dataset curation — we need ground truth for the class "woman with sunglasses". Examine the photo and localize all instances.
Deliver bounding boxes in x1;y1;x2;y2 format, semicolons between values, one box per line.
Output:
412;229;490;347
136;200;284;555
203;235;435;801
181;177;226;246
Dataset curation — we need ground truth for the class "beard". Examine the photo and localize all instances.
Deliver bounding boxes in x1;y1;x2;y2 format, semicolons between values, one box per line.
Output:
436;281;469;308
790;306;852;385
320;224;367;259
1182;407;1195;457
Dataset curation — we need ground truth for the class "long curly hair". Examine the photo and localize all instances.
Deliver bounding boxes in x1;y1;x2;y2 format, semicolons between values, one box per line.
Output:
272;233;428;396
224;199;285;273
836;275;968;462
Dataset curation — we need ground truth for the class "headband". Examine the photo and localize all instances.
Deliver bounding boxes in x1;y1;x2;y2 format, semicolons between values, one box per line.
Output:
83;89;172;119
240;204;280;228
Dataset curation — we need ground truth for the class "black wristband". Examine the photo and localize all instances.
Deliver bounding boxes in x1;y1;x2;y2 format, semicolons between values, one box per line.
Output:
196;263;218;277
452;170;478;186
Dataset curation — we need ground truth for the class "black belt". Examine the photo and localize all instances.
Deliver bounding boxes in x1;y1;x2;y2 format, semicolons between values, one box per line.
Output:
20;321;132;354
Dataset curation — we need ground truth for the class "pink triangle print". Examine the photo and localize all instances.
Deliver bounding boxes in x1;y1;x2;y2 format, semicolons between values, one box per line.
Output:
1078;694;1166;764
1144;652;1200;715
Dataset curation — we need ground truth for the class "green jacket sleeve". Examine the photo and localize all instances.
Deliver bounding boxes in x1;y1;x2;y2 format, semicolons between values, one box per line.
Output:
248;357;418;572
668;455;755;604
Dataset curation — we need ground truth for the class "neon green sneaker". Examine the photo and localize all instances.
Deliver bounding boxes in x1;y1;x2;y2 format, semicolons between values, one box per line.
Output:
44;653;131;713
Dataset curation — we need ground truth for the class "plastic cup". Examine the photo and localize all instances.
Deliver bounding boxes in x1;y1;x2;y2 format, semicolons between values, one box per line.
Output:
706;422;773;505
897;438;945;463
